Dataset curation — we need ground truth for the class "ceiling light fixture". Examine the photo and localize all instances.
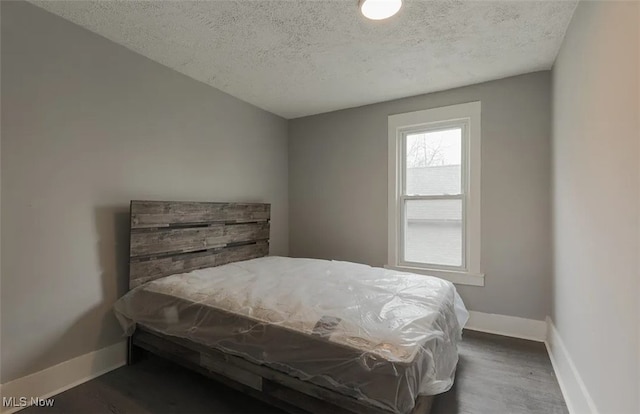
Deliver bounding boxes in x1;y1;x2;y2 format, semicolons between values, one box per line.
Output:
359;0;402;20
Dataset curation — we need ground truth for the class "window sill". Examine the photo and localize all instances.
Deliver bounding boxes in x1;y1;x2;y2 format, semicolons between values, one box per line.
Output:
384;265;485;286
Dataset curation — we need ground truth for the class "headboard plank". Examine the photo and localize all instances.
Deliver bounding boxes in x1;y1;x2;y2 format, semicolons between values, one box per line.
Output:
130;222;269;258
129;201;270;289
131;201;270;228
130;241;269;289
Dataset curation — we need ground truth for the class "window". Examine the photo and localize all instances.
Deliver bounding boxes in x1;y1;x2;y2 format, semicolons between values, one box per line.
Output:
387;102;483;286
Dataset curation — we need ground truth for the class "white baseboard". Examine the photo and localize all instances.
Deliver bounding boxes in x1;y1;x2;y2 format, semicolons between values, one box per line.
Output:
0;341;127;413
544;317;599;414
464;310;547;342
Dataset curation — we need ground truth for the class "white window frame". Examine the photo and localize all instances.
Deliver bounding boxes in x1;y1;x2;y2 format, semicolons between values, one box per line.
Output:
386;102;483;286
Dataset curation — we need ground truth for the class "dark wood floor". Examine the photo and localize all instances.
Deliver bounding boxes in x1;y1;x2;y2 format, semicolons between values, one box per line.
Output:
23;330;567;414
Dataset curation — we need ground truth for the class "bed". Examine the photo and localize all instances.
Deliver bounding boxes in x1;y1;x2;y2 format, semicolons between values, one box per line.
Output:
115;201;468;414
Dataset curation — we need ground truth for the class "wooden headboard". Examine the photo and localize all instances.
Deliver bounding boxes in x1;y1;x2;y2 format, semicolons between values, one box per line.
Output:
128;200;270;289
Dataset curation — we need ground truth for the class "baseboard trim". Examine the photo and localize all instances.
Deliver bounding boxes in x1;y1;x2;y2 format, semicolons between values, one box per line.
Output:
464;311;547;342
544;317;599;414
0;341;127;413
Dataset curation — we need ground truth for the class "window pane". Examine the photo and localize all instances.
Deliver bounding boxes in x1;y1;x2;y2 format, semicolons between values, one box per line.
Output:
404;199;462;267
405;128;462;196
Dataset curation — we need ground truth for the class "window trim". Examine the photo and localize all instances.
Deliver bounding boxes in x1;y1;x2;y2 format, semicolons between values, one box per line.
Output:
387;102;483;286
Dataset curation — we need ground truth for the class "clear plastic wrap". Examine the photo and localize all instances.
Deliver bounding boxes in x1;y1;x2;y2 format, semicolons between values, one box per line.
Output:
114;256;468;414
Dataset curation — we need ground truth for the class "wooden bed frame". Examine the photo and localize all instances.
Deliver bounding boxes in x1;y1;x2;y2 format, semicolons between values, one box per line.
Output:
127;200;434;414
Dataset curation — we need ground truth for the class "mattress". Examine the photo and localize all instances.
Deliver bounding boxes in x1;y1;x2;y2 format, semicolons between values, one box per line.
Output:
114;256;468;414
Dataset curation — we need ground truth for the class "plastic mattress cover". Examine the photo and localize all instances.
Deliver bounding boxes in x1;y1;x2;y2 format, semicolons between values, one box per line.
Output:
114;256;468;414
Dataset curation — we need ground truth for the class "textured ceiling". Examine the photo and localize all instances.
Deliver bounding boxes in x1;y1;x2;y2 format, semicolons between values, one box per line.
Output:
30;0;577;119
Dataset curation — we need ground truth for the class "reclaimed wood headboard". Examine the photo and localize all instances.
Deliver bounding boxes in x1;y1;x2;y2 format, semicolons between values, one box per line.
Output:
128;200;270;289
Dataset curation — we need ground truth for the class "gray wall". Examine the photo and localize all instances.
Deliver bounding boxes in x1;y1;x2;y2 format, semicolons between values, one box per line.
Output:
551;1;639;413
289;72;552;321
1;1;288;383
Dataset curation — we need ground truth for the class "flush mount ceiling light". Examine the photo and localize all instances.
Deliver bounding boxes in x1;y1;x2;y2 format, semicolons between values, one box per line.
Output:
359;0;402;20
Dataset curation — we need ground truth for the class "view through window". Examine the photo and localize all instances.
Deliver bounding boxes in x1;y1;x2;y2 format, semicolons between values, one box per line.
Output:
403;128;464;267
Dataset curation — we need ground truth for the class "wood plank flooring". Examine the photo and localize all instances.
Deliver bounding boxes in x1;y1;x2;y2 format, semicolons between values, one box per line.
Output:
22;330;568;414
431;331;568;414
